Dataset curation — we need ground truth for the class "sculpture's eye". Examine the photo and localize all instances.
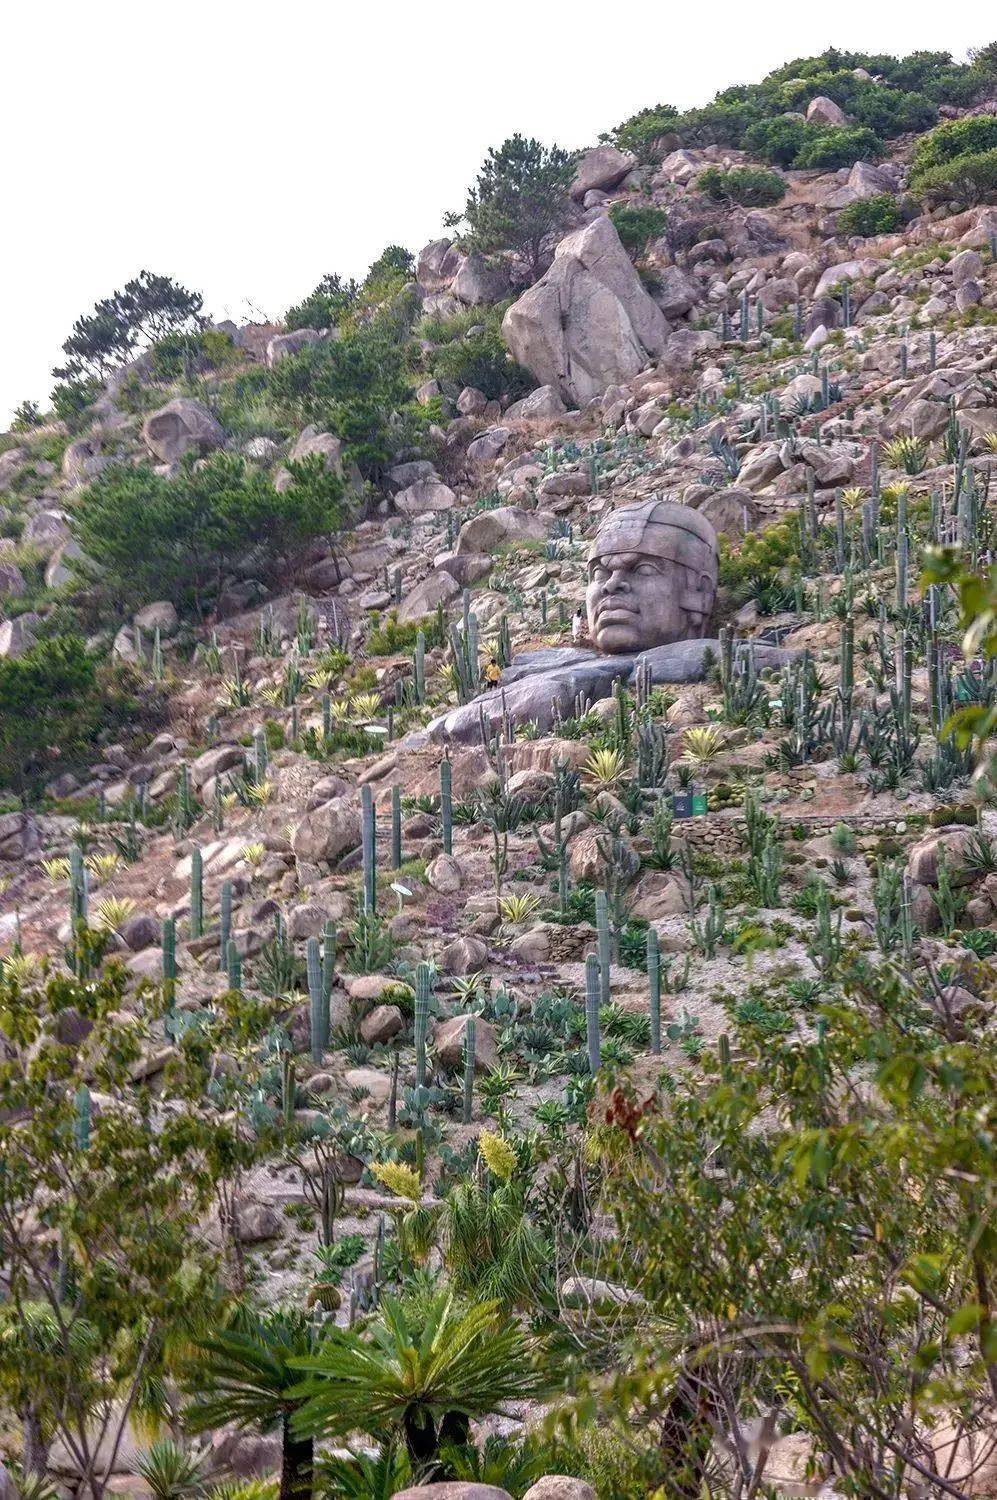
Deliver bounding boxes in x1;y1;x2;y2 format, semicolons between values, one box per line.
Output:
591;566;611;583
634;563;659;577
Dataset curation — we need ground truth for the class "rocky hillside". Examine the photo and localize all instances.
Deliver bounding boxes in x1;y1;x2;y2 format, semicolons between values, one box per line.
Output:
4;42;997;1500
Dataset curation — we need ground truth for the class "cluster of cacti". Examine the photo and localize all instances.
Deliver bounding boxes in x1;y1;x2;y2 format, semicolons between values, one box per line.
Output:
449;590;481;703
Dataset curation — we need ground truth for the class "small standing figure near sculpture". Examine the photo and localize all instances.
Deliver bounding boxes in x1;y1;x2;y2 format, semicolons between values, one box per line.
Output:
585;499;719;654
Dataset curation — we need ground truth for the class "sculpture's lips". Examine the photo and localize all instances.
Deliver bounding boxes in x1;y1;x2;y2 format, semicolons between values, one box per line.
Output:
594;605;639;624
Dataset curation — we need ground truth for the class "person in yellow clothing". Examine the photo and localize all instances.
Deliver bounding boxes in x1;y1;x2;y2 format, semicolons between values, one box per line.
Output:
483;655;502;686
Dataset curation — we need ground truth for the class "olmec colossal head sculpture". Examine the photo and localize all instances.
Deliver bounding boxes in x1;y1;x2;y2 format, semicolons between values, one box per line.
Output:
586;499;719;654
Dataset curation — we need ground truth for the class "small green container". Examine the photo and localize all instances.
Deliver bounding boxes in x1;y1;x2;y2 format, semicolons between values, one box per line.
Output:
692;792;708;816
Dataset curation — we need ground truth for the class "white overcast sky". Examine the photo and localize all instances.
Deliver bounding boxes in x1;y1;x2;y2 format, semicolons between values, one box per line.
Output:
1;0;994;425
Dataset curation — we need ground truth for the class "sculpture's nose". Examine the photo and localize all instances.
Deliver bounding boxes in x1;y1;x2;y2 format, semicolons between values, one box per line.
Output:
603;567;629;593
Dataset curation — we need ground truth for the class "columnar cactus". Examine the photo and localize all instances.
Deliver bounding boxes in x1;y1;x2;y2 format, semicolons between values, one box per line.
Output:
322;920;336;1034
307;936;326;1063
390;785;402;870
226;938;242;992
585;953;601;1075
462;1015;476;1124
414;961;431;1090
361;784;376;914
162;917;177;993
595;889;611;1007
647;927;661;1055
70;845;88;927
220;880;233;966
190;848;203;939
414;630;426;704
440;757;453;856
74;1084;91;1151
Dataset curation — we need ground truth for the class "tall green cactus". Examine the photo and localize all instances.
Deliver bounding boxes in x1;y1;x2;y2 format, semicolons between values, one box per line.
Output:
226;938;242;991
462;1015;476;1124
281;1052;296;1130
361;784;376;914
595;889;611;1007
414;962;431;1090
585;953;601;1075
74;1084;91;1151
647;927;661;1055
390;785;402;870
440;757;453;856
307;936;326;1063
70;845;88;926
162;916;177;994
190;848;203;939
220;880;233;967
414;630;426;704
253;727;268;783
322;920;336;1037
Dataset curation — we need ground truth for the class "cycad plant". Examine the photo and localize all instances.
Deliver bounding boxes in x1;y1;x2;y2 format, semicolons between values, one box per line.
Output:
182;1308;320;1500
133;1440;207;1500
289;1291;548;1471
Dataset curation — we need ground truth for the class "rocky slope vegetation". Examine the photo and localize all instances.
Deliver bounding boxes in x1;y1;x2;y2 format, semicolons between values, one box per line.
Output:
4;42;997;1500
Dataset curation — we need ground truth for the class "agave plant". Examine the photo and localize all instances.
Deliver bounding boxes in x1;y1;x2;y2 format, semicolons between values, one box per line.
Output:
41;857;71;883
223;676;253;708
883;434;929;475
680;725;727;768
348;692;383;722
87;852;122;884
582;746;626;787
241;842;267;872
498;892;542;926
1;951;41;985
133;1440;207;1500
93;895;137;933
246;780;273;807
981;431;997;455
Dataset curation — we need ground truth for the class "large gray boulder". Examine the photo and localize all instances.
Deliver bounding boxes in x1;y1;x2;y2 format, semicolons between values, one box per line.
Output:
456;505;552;555
416;239;463;291
142;398;224;464
265;329;321;367
571;144;636;199
452;252;510;306
502;217;668;405
291;795;362;865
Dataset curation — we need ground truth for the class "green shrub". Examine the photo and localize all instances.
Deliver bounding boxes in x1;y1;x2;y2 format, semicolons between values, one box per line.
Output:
912;148;997;206
850;88;936;138
837;194;903;237
0;636;141;795
74;452;343;618
601;103;680;163
267;315;423;477
794;125;882;169
697;166;785;206
429;315;532;403
285;272;358;332
743;115;807;166
912;115;997;176
149;328;237;382
609;203;669;252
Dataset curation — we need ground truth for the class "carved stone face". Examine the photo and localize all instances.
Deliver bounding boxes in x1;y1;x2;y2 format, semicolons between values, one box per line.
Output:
585;500;718;654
